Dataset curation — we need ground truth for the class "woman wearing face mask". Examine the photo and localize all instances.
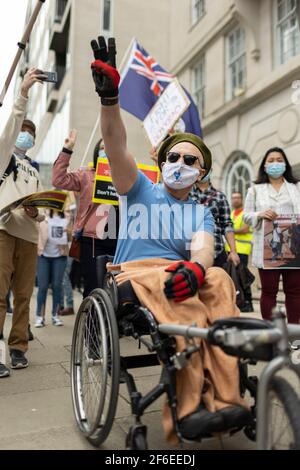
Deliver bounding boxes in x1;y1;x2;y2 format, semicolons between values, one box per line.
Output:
244;147;300;324
52;131;119;298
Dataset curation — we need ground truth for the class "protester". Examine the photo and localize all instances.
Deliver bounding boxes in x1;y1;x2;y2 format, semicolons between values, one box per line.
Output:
0;68;44;179
190;169;240;268
90;36;250;442
59;205;75;316
35;210;71;327
244;147;300;323
226;192;254;312
52;132;119;298
0;69;46;378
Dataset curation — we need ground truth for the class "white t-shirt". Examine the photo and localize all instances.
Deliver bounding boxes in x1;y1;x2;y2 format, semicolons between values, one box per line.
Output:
43;216;68;258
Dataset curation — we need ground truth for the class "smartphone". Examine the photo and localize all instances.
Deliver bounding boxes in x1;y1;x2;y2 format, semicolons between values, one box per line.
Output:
38;70;58;83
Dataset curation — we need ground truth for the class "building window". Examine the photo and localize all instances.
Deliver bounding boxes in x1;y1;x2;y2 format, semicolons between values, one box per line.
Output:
191;0;205;25
102;0;113;40
192;57;205;117
276;0;300;64
226;26;247;101
54;0;68;23
225;154;253;200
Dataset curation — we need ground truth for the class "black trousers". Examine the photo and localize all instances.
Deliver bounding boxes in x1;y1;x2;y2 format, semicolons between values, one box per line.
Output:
213;250;227;268
238;254;253;303
80;237;116;298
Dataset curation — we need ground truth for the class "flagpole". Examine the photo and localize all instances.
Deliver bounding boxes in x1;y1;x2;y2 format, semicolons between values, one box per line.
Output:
80;37;136;168
0;0;47;107
119;37;136;80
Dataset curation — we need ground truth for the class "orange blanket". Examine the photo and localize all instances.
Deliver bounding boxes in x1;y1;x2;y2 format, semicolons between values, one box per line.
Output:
108;258;247;443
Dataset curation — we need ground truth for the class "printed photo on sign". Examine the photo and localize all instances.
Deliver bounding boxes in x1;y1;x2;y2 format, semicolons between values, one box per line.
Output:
263;215;300;269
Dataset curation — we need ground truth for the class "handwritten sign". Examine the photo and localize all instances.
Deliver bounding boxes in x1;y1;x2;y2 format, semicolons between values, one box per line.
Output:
143;79;190;148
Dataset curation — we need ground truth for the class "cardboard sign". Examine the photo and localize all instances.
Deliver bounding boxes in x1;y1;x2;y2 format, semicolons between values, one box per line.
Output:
143;79;190;148
263;215;300;269
92;158;160;205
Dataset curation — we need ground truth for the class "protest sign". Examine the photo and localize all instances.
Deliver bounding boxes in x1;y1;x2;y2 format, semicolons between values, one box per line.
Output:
142;79;190;148
92;158;160;205
0;190;67;218
263;215;300;269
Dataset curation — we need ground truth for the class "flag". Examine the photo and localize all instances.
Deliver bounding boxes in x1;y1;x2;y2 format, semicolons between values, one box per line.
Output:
119;40;202;137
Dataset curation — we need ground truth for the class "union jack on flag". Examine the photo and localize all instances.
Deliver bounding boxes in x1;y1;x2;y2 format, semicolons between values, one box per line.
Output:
130;49;174;97
119;40;202;137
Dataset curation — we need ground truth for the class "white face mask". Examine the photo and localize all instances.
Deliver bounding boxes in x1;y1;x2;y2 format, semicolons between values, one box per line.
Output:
162;162;200;190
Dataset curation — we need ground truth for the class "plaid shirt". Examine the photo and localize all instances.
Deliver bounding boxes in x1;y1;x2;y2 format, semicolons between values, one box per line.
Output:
190;184;234;258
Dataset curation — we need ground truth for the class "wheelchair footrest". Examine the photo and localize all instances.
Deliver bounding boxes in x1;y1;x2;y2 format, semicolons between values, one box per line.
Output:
179;405;253;440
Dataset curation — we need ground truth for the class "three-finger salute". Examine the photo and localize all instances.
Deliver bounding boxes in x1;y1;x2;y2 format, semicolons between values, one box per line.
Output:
90;36;120;105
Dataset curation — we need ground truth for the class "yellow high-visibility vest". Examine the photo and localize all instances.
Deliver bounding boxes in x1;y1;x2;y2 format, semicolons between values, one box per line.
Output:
225;209;253;255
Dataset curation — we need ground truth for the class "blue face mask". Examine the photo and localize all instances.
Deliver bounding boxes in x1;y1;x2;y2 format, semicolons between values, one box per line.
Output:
201;169;212;183
265;162;286;179
15;131;35;151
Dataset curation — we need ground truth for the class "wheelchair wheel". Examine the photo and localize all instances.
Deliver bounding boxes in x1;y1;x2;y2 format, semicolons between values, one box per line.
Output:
71;289;120;447
266;375;300;450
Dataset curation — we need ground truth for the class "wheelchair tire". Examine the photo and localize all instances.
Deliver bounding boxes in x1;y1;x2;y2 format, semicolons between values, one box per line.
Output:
266;375;300;450
71;289;120;447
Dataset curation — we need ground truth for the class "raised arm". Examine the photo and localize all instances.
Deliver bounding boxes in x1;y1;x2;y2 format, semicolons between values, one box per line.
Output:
0;68;45;179
52;130;82;192
90;36;138;195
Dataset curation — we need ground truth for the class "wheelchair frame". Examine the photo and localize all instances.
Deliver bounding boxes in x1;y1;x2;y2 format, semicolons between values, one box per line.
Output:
70;269;258;450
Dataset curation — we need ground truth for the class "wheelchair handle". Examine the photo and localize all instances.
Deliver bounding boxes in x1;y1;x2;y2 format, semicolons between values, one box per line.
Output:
213;327;282;349
159;323;300;350
158;324;209;340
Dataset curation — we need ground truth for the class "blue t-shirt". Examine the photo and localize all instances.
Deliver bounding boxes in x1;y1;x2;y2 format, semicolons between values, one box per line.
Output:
113;171;214;264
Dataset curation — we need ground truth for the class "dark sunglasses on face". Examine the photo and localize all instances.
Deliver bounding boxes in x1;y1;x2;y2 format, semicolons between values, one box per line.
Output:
166;152;204;168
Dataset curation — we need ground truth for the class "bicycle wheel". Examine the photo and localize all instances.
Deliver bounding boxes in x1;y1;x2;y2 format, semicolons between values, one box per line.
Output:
266;375;300;450
71;289;120;447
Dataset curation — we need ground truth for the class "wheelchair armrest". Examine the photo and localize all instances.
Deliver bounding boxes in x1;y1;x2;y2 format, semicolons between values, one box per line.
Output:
96;255;114;288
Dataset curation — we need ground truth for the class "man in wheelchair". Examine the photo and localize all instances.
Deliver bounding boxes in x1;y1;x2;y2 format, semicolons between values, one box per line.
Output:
90;36;251;443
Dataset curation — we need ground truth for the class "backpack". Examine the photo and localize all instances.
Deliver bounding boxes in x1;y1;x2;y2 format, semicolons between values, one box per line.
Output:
0;155;18;187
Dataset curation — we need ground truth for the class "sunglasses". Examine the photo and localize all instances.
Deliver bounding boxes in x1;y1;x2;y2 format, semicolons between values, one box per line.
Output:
166;152;204;168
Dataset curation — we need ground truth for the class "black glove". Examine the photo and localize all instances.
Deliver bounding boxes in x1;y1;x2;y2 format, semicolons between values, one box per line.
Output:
90;36;120;100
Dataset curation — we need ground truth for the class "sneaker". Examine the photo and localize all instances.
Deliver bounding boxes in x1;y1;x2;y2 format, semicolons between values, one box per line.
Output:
34;317;45;328
59;307;75;316
28;324;34;341
0;363;10;378
10;349;28;369
52;316;63;327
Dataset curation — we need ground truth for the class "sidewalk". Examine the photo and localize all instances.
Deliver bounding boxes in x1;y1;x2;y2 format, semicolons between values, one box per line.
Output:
0;288;258;450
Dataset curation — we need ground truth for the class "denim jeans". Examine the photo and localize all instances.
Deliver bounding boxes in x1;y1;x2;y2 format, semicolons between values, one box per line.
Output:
36;256;67;318
60;257;74;308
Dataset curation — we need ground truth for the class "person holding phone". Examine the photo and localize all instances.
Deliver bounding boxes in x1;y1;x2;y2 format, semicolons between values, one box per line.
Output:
0;69;47;378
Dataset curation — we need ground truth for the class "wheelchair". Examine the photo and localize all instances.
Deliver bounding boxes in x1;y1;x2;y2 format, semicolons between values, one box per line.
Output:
70;255;263;450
